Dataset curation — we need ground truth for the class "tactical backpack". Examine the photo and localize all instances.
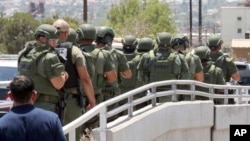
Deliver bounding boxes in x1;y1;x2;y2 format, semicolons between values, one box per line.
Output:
185;52;196;77
18;43;61;95
213;54;232;81
82;51;95;79
143;50;182;83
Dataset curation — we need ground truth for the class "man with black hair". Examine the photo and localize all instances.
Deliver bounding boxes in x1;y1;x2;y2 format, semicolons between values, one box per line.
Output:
0;75;66;141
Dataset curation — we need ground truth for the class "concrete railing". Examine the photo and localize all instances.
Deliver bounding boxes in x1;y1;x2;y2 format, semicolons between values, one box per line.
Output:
62;80;250;141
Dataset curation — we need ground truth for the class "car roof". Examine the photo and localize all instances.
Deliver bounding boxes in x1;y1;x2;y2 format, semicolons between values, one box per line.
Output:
234;61;249;65
0;54;18;67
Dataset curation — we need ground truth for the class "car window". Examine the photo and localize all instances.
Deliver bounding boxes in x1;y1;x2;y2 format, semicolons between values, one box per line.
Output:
0;67;18;81
236;65;247;71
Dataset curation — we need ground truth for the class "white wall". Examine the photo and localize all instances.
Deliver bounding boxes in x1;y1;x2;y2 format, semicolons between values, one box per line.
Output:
221;7;250;43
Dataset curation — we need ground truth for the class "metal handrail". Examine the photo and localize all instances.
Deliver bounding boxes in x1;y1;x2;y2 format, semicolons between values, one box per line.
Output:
62;80;250;141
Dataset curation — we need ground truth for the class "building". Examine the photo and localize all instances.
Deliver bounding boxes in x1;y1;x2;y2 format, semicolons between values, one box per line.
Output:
220;6;250;44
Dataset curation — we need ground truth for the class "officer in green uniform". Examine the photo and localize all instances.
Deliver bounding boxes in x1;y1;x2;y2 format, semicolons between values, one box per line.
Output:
76;24;117;105
18;24;68;114
208;35;240;104
132;37;155;110
194;46;225;104
53;19;96;140
137;32;190;102
208;35;240;82
172;34;204;82
119;35;138;94
95;26;131;121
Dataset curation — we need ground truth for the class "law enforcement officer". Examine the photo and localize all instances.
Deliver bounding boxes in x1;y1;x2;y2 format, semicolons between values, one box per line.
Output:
120;35;138;93
18;24;68;114
95;26;131;121
76;23;117;105
208;35;240;104
194;46;225;104
137;32;190;102
208;35;240;82
53;19;96;140
172;34;204;82
76;24;117;132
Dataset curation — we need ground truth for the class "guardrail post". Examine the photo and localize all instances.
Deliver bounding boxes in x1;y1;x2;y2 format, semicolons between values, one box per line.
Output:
238;88;242;104
209;88;214;101
128;95;133;117
171;84;177;102
190;84;195;101
224;88;229;104
151;87;157;106
99;106;107;141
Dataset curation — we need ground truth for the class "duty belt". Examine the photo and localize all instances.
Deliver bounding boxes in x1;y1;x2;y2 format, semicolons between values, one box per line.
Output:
36;94;59;104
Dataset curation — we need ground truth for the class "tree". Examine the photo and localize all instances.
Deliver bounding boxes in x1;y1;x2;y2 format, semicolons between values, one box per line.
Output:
3;12;40;54
107;0;176;38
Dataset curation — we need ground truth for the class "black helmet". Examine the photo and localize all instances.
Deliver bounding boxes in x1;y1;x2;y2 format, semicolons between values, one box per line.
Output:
171;34;189;49
156;32;172;45
194;46;211;61
34;24;59;39
137;37;154;52
95;26;114;45
207;35;223;50
76;24;96;40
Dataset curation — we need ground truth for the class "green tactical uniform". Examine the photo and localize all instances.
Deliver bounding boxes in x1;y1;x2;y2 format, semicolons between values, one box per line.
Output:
82;44;116;104
102;45;130;100
210;51;237;82
194;46;225;104
185;52;203;80
18;24;64;113
137;32;190;103
120;35;138;93
18;44;64;112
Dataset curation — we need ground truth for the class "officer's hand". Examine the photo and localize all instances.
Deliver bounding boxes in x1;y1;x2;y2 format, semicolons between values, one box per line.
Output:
86;103;96;111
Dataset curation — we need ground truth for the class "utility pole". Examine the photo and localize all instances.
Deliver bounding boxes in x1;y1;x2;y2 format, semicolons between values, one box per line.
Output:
83;0;88;23
198;0;202;45
189;0;192;46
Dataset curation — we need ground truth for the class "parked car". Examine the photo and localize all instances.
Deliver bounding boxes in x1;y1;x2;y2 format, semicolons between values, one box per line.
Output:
233;61;250;104
0;54;18;117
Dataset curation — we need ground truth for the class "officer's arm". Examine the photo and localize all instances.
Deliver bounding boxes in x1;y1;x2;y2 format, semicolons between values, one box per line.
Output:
120;69;132;79
194;71;204;82
104;53;117;82
118;53;132;79
105;70;117;82
77;66;96;109
47;53;68;90
231;72;240;82
50;71;68;90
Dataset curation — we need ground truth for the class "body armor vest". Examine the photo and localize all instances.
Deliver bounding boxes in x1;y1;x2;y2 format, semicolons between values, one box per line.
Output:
56;42;78;88
18;45;58;96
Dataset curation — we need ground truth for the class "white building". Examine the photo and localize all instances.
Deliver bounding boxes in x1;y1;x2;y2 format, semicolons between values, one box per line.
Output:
220;6;250;43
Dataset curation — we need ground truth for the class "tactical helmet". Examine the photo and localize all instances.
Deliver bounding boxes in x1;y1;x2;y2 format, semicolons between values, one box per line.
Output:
122;35;138;51
137;37;154;52
156;32;172;45
76;24;96;40
34;24;59;39
67;28;77;43
171;34;189;49
207;35;223;50
95;26;115;44
194;46;211;61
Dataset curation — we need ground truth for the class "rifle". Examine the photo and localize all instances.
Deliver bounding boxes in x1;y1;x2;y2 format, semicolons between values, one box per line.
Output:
55;89;67;124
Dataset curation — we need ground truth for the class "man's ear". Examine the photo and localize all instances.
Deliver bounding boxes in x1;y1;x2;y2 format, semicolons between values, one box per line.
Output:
31;90;37;102
7;91;14;101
